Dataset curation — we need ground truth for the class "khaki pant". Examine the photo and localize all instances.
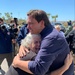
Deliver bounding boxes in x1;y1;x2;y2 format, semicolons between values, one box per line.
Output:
0;53;14;75
0;53;14;67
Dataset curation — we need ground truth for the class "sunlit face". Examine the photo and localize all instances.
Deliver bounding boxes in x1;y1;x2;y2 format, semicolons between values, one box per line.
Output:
0;20;3;25
31;36;41;53
27;16;44;34
73;26;75;30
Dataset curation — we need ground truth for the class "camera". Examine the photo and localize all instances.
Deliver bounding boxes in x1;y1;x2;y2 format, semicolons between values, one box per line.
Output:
0;24;6;30
10;24;15;28
9;24;18;39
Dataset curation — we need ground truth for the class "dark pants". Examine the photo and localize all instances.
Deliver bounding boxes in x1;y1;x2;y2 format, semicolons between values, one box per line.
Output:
5;65;32;75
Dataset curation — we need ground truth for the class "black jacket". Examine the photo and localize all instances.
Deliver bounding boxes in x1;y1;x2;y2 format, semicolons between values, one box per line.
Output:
66;29;75;53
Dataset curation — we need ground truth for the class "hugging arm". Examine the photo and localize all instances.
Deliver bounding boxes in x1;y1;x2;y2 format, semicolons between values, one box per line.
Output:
50;53;73;75
5;53;72;75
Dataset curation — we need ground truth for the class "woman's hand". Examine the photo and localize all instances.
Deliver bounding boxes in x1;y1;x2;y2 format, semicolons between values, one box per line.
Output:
50;53;73;75
12;54;20;68
18;45;29;58
64;52;73;70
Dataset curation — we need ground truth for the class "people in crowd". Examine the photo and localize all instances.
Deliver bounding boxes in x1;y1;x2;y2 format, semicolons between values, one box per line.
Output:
9;19;18;37
0;18;15;67
54;25;65;37
72;23;75;30
5;33;73;75
9;19;19;56
16;24;29;46
66;23;75;54
10;19;17;29
65;20;73;36
12;10;74;75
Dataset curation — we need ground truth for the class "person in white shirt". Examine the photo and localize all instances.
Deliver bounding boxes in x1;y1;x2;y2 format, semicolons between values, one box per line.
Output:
55;25;65;37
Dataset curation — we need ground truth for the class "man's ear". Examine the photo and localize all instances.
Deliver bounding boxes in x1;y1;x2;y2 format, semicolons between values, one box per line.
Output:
40;20;45;28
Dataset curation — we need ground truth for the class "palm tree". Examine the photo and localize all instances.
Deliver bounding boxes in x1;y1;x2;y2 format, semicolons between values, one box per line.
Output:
2;16;5;20
52;15;58;22
5;12;11;23
10;12;13;18
47;13;51;19
5;12;11;19
0;13;2;18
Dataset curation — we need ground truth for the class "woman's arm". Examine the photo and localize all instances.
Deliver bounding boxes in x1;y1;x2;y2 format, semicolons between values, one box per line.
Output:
50;53;73;75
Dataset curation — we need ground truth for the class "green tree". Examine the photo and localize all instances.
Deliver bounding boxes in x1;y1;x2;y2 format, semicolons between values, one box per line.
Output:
10;12;13;18
2;16;5;21
5;12;11;19
52;15;58;22
47;13;51;19
5;12;13;23
0;13;2;17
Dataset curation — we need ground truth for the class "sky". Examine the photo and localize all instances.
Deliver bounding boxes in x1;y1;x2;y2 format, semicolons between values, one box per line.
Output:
0;0;75;21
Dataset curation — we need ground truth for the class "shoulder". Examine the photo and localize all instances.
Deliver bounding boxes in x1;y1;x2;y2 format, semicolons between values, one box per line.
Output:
21;24;27;29
41;29;65;47
20;50;36;60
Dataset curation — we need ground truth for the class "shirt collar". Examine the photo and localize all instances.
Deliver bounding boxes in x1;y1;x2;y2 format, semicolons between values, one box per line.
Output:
40;24;53;39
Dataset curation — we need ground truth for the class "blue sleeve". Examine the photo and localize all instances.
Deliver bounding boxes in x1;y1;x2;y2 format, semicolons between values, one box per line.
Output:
16;25;28;46
28;36;63;75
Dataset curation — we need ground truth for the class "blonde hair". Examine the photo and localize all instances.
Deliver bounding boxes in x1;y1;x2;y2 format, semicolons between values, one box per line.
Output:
21;33;41;49
55;25;61;31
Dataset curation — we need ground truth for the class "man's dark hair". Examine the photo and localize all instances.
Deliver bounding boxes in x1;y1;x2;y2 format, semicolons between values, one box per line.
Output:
27;10;51;26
